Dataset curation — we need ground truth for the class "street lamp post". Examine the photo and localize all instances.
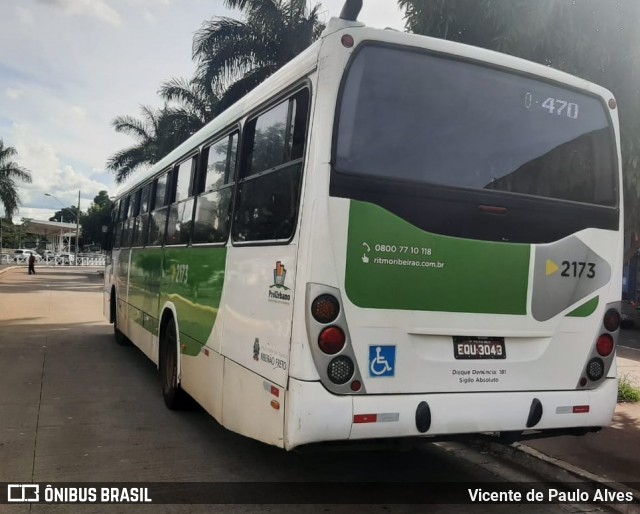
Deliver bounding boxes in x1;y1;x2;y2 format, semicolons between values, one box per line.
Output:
45;191;81;264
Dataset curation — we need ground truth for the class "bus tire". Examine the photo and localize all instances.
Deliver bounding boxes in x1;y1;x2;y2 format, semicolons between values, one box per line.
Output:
111;292;130;346
160;317;188;409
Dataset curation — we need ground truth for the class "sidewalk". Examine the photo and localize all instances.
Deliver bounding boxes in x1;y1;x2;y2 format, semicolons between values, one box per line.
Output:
468;346;640;513
520;346;640;485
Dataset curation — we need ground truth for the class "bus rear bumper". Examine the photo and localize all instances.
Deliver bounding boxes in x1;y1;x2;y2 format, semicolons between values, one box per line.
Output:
284;377;617;450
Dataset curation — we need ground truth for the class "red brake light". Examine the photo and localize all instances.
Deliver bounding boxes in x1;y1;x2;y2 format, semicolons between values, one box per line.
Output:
603;309;621;332
596;334;614;357
318;327;346;355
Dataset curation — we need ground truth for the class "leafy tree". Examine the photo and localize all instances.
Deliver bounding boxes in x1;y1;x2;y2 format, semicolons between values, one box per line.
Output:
193;0;324;113
398;0;640;237
0;139;32;219
107;0;324;185
49;205;81;224
80;190;113;249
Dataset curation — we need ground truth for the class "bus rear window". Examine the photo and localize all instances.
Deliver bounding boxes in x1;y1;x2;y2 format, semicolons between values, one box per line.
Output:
335;45;617;207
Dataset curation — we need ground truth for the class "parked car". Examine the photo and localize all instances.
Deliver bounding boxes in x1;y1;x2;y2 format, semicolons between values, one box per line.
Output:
12;249;41;263
40;250;58;261
57;252;76;265
621;292;638;328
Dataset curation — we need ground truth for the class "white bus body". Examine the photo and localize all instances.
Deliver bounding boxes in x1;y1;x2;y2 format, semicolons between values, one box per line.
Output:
105;16;623;450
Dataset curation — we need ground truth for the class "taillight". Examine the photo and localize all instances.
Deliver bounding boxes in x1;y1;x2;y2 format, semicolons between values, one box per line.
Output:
327;356;354;384
318;326;346;354
311;294;340;324
603;309;621;332
596;334;614;356
586;358;605;381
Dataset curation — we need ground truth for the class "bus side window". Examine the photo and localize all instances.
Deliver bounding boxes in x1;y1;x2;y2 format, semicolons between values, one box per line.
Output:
120;195;134;248
166;157;197;246
112;200;121;250
132;183;151;247
127;189;141;248
148;172;170;246
233;88;309;242
193;132;238;244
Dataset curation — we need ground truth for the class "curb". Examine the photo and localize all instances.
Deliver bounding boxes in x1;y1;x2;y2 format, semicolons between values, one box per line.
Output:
0;266;17;275
474;439;640;514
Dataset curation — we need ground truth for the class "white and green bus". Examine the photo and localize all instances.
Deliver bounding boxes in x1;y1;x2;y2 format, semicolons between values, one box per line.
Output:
104;4;623;450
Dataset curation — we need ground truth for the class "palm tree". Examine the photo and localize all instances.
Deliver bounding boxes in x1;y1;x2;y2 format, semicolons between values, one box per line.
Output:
107;105;197;184
107;79;219;184
193;0;324;113
0;139;32;219
159;76;219;128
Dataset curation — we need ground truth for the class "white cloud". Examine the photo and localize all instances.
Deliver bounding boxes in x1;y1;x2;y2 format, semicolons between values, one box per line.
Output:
35;0;122;26
143;10;157;25
71;105;87;120
16;6;36;25
0;0;406;223
6;88;24;100
6;124;112;222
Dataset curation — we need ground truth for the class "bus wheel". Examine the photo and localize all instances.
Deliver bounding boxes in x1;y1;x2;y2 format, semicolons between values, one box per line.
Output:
160;318;188;409
112;295;130;346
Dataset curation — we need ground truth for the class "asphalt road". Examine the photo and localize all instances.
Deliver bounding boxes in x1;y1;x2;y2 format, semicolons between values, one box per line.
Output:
620;324;640;351
0;267;598;513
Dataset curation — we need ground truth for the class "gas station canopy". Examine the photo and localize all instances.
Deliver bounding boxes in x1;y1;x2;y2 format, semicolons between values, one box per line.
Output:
22;219;80;252
23;219;78;237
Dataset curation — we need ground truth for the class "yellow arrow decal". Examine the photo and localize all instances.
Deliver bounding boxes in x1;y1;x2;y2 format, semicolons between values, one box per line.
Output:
546;259;559;276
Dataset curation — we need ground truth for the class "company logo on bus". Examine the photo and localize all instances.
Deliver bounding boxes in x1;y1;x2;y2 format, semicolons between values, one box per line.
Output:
268;261;291;303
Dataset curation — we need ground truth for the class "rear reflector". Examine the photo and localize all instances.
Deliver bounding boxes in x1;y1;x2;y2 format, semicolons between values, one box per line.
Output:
573;405;590;414
354;414;377;424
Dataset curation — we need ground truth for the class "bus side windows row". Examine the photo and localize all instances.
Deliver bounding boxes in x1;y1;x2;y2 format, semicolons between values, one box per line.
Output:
111;86;309;249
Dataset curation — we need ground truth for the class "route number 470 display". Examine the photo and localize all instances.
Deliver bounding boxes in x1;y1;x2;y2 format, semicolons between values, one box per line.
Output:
525;92;579;119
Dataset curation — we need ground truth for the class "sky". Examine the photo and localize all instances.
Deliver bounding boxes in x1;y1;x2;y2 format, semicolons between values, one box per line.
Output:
0;0;406;223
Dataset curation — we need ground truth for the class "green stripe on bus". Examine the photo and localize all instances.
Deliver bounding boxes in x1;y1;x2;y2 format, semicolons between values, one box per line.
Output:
345;201;530;314
128;246;227;351
566;296;599;317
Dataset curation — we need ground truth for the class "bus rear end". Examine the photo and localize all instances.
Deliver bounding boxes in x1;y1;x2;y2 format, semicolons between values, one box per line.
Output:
285;33;621;449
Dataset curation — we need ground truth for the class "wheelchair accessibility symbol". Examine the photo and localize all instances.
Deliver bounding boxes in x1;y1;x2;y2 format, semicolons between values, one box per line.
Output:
369;345;396;377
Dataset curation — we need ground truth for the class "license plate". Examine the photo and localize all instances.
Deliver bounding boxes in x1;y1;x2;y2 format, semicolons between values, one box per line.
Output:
453;337;506;359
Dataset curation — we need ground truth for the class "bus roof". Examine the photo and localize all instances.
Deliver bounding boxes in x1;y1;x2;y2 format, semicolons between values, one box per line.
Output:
114;16;617;199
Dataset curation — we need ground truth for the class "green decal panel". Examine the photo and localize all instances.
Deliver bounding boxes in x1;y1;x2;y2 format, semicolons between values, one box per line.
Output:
161;246;227;353
128;246;227;353
345;201;530;314
129;248;163;326
566;296;599;317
